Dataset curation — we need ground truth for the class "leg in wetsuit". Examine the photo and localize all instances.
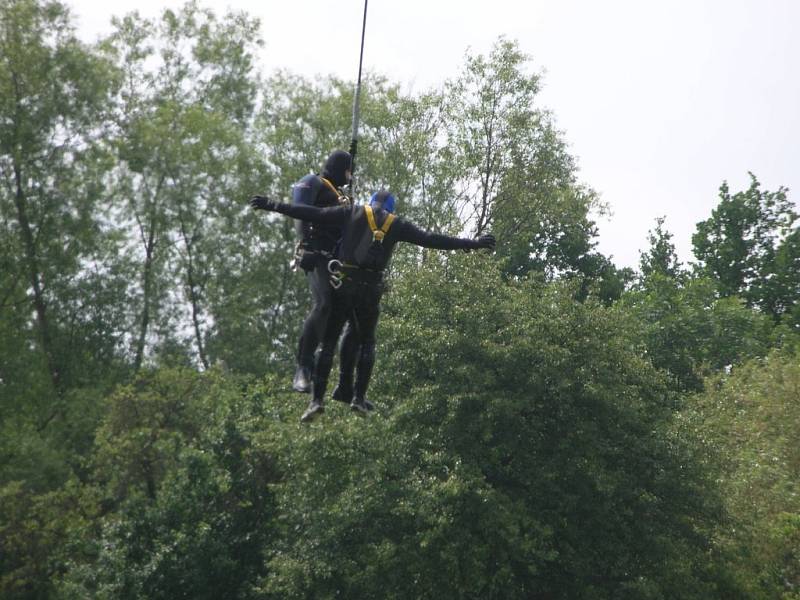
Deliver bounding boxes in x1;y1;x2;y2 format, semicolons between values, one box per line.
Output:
294;259;333;392
301;281;383;422
300;284;349;421
350;285;382;413
332;319;359;403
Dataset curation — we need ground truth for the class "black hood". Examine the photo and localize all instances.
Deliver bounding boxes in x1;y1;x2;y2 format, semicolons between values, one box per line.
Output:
322;150;352;188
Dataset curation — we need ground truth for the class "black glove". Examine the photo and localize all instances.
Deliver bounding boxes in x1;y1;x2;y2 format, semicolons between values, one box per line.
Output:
348;138;358;158
250;195;276;211
473;234;496;251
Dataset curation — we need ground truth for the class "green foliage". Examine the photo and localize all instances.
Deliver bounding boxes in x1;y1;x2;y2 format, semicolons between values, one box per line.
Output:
625;274;773;392
442;38;608;285
0;478;93;599
0;0;120;403
60;368;278;599
640;216;682;280
0;7;125;575
767;228;800;330
2;257;724;599
683;352;800;599
2;1;799;597
628;216;781;392
102;2;266;370
692;175;797;319
260;256;719;599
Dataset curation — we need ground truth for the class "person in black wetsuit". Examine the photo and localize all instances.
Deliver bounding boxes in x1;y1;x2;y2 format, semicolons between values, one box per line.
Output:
251;190;495;422
289;150;353;393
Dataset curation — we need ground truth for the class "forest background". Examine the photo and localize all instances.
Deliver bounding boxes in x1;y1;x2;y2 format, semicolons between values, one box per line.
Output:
1;1;799;598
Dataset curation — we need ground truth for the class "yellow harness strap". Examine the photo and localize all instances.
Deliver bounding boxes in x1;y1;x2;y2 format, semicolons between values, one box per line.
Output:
321;177;349;205
365;205;395;241
320;177;338;195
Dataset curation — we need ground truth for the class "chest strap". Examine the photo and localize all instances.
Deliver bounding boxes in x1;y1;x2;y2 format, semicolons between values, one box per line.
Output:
365;205;395;241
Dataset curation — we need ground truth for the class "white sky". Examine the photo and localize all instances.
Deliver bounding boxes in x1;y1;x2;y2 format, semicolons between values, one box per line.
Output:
72;0;800;269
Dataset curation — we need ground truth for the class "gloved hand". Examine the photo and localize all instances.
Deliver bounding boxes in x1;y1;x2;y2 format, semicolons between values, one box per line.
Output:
348;138;358;158
250;195;276;211
473;234;496;251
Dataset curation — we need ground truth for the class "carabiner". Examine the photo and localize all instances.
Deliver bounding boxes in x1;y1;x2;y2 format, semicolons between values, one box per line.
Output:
328;259;342;275
328;259;344;289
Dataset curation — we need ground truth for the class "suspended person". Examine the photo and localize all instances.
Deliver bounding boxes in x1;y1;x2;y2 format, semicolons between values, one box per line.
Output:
250;190;496;422
287;149;353;393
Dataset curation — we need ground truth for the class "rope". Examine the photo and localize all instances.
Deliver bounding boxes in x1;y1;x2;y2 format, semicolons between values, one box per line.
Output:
350;0;369;198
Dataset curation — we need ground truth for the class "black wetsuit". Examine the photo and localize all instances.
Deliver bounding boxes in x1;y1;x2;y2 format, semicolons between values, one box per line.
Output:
273;202;480;404
292;174;346;373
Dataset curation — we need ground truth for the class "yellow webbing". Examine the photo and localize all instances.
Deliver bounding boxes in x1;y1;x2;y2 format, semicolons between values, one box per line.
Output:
364;205;395;241
321;177;349;204
320;177;338;195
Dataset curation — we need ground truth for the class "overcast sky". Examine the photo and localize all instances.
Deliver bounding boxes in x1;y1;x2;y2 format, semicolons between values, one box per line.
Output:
72;0;800;268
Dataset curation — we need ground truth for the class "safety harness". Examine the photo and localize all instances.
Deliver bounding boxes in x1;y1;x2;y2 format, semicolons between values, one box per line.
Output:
321;177;352;206
292;177;351;271
364;205;394;241
328;204;395;289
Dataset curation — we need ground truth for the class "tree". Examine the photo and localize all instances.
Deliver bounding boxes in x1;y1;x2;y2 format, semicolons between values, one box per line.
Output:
692;174;796;317
625;211;782;392
442;38;605;282
0;1;126;538
0;5;122;594
102;2;264;370
764;227;800;329
263;256;720;599
683;352;800;599
640;216;682;280
624;274;773;392
0;0;117;412
59;368;278;599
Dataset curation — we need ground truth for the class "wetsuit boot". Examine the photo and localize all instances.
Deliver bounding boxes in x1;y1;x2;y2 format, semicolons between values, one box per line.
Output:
302;341;334;423
300;398;324;422
292;365;312;393
301;374;325;421
333;381;374;410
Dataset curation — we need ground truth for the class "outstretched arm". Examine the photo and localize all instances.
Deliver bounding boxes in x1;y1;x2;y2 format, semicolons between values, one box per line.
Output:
250;196;349;226
395;219;496;251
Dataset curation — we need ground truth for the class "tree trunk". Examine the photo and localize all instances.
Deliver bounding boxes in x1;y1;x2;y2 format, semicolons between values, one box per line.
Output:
13;161;62;395
134;226;156;372
133;176;167;372
179;216;209;369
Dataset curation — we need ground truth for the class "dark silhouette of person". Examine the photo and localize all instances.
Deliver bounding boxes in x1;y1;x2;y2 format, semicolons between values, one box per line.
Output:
251;190;495;422
288;150;352;393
